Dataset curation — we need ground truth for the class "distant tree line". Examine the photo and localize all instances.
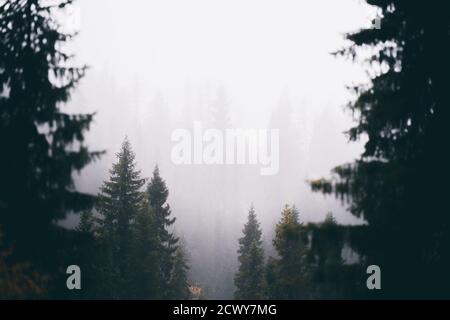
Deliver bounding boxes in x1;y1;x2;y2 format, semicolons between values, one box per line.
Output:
242;0;450;299
234;206;367;300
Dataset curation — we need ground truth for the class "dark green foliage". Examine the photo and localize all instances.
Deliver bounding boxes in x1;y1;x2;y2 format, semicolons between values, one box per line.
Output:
0;0;101;296
147;166;178;248
0;228;47;298
307;214;343;298
265;256;280;299
267;205;311;299
69;211;99;299
130;202;160;299
311;0;450;297
75;144;189;299
305;214;366;299
146;165;180;298
168;245;190;300
77;211;95;235
95;139;146;298
266;213;368;299
234;205;265;299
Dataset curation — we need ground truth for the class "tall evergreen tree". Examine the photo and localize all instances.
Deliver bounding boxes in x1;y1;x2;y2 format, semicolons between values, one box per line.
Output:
96;139;146;298
76;149;189;299
269;205;310;299
311;0;450;297
265;256;281;299
71;210;102;299
234;205;265;299
168;244;190;300
0;0;101;289
146;165;179;298
130;201;160;299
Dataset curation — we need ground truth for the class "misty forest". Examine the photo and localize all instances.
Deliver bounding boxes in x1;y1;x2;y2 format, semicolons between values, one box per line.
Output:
1;0;450;299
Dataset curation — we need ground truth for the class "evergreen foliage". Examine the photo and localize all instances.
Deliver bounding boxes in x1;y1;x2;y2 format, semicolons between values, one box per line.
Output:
0;0;101;296
234;205;265;299
311;0;450;297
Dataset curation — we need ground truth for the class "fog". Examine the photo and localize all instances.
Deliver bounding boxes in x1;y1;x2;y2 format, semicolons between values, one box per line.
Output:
64;0;374;298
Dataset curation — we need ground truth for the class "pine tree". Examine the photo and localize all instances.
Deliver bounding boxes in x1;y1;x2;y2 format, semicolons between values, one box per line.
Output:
234;205;265;299
270;205;310;299
72;210;99;299
168;244;190;300
0;0;102;288
96;139;146;298
265;256;281;299
311;0;450;297
146;165;179;298
77;211;95;235
130;201;160;299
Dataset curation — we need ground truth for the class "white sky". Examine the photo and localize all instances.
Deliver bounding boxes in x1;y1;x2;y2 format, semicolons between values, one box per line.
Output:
65;0;375;228
71;0;374;125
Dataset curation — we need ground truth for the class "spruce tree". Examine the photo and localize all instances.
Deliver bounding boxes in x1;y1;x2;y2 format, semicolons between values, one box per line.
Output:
77;211;95;235
168;244;190;300
265;256;281;299
73;210;99;299
96;139;146;298
234;205;265;299
130;202;160;299
311;0;450;297
146;165;179;298
271;205;310;299
0;0;101;286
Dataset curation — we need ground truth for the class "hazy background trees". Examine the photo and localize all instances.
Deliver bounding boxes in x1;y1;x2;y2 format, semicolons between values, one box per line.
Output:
66;0;371;298
2;0;449;299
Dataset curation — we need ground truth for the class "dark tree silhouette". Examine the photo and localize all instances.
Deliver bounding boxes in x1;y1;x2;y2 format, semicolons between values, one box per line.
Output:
234;205;265;299
74;146;189;299
96;139;146;298
0;0;101;294
130;202;160;299
311;0;450;297
146;165;179;298
305;214;360;299
267;205;311;299
168;245;190;300
0;229;47;299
